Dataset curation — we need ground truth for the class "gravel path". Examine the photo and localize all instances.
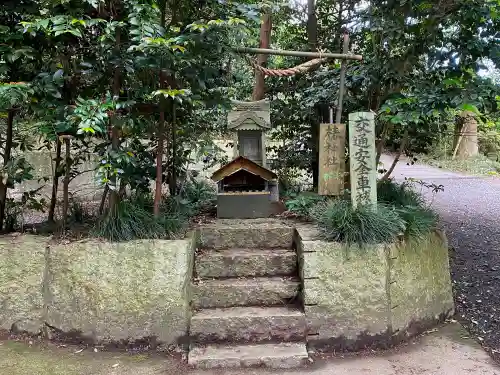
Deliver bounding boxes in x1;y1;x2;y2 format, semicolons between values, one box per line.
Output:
380;154;500;360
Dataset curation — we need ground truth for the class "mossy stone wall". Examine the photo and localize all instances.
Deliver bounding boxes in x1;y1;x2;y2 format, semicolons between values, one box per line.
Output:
295;224;454;350
0;235;196;346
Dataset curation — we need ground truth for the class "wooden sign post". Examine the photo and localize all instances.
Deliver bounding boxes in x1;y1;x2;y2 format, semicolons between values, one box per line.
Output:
318;123;346;196
348;112;377;209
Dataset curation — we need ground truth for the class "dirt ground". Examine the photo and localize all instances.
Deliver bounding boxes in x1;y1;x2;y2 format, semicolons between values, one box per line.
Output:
1;323;499;375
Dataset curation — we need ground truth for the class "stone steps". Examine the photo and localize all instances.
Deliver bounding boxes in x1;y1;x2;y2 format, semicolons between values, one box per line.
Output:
198;221;294;249
190;306;306;344
192;277;301;309
195;248;297;278
188;342;309;369
189;219;307;369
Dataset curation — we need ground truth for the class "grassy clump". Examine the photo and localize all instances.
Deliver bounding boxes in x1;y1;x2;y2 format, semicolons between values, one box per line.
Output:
94;177;216;242
287;179;438;245
311;199;405;245
396;205;438;238
285;192;325;219
94;199;174;242
377;179;423;207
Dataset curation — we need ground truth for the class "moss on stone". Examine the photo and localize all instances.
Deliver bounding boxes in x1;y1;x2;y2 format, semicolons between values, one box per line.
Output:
390;230;454;331
298;226;454;347
0;235;48;333
47;239;193;344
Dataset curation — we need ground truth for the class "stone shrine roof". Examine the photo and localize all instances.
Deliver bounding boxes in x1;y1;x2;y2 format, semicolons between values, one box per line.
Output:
227;99;271;130
211;156;277;183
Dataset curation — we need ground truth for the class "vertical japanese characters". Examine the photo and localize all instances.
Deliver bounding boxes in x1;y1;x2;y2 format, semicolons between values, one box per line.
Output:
319;123;346;195
348;112;377;208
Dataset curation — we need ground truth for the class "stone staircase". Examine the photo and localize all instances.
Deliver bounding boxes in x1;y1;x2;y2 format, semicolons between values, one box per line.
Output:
188;220;309;369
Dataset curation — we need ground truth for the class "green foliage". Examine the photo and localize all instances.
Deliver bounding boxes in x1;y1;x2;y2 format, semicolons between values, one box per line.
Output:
377;179;423;207
285;192;324;218
311;199;406;245
396;205;438;239
177;176;216;215
94;197;186;242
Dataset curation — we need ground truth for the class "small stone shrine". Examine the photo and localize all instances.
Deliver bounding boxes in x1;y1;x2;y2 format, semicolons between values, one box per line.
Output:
211;99;279;219
227;99;271;167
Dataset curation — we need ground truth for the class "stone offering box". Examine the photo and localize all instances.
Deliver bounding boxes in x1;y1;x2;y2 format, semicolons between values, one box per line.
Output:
210;156;279;219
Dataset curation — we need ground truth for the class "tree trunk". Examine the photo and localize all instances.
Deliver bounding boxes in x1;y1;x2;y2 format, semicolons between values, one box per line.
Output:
62;137;71;228
382;130;408;180
48;138;62;223
252;11;272;101
108;28;121;214
307;0;320;189
154;1;168;216
168;103;177;195
0;109;14;231
453;111;479;160
154;74;166;216
99;185;109;216
307;0;317;51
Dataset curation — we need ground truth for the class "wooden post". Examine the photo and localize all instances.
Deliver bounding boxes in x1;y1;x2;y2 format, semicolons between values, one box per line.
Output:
318;123;346;196
348;112;377;209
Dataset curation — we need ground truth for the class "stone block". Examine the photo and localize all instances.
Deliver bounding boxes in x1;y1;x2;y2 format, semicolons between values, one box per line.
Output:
192;277;300;308
196;248;296;278
198;221;294;249
302;242;390;340
190;306;306;343
0;235;48;334
188;342;308;369
390;231;455;332
46;239;194;344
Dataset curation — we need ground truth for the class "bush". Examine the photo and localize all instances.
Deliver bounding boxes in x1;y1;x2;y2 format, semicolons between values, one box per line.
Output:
178;176;216;215
377;179;423;207
311;199;406;245
94;199;169;242
285;192;325;218
396;205;437;238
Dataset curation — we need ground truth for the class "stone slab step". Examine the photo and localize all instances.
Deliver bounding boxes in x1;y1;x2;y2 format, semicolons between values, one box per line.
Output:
196;248;297;278
188;342;309;369
192;277;300;308
190;306;306;343
198;221;294;249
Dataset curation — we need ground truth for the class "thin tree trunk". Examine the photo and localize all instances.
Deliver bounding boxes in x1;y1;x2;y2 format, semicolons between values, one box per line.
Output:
154;72;166;216
62;137;71;228
48;138;62;223
108;28;121;214
307;0;320;189
307;0;317;51
99;185;109;216
252;11;272;101
0;109;15;231
168;103;177;195
375;122;391;167
382;130;408;180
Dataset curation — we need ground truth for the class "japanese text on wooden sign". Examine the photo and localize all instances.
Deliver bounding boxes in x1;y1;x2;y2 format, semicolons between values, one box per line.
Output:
348;112;377;208
319;123;346;196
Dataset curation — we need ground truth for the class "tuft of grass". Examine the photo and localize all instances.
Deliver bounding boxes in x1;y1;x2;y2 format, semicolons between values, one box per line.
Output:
396;205;438;238
377;179;423;207
94;197;187;242
311;199;406;245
